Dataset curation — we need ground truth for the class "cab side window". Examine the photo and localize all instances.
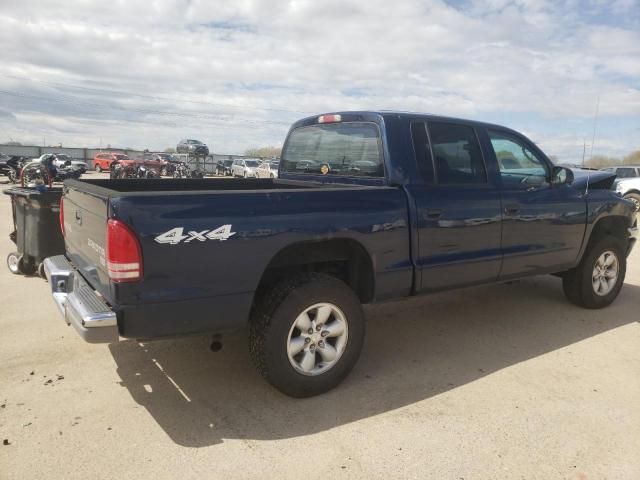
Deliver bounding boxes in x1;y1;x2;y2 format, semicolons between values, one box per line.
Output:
488;129;548;189
428;122;487;185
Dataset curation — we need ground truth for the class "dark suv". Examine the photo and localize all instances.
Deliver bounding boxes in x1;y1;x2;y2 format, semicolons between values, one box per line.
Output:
216;159;234;176
176;139;209;157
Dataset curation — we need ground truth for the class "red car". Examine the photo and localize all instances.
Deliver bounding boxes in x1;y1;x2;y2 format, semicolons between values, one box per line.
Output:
93;152;131;172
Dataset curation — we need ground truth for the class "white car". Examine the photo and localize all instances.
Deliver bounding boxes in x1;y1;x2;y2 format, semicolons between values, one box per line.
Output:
231;159;261;178
614;177;640;211
35;153;88;172
256;160;279;179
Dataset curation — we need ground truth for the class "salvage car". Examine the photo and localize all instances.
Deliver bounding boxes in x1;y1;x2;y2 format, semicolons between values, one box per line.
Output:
256;160;279;178
44;111;637;397
93;152;130;172
231;158;261;178
176;139;209;157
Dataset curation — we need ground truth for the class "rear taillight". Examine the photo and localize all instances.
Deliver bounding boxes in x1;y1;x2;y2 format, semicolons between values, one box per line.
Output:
106;219;143;282
59;197;65;236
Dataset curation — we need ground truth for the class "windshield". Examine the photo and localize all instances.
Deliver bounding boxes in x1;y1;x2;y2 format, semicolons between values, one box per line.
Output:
245;160;260;167
114;154;129;160
281;122;383;177
56;154;72;161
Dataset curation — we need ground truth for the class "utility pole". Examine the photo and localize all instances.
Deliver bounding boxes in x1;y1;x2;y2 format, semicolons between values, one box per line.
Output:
582;139;587;167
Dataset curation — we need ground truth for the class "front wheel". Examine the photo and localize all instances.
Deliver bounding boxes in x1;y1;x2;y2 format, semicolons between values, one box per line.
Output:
249;273;365;397
562;234;626;309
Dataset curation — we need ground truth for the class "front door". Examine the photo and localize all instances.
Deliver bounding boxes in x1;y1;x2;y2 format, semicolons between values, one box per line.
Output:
486;128;587;278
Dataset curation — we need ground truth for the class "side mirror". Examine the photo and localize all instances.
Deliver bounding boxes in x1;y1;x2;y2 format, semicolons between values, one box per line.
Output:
551;166;574;185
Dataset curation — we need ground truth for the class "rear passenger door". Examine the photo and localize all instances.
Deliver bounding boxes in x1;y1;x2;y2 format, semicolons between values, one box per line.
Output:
409;120;503;292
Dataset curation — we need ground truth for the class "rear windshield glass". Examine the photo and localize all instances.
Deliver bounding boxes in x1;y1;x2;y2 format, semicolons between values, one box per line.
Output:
281;122;384;177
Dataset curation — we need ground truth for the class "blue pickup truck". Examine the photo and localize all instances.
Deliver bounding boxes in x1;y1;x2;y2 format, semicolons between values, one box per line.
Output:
44;111;638;397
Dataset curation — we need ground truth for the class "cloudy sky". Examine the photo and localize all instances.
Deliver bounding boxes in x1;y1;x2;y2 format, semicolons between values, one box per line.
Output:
0;0;638;161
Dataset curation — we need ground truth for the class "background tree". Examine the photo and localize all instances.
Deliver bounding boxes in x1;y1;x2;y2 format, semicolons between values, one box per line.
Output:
164;147;176;153
244;146;282;158
623;150;640;165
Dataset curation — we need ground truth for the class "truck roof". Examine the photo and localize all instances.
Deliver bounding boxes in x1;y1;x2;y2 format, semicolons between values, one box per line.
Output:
292;110;525;137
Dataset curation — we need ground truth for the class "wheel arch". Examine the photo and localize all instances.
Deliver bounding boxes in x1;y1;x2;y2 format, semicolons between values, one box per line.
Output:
254;238;375;305
588;215;629;246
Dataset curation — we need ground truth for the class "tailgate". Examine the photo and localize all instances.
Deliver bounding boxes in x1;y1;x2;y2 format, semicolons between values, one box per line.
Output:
62;185;112;302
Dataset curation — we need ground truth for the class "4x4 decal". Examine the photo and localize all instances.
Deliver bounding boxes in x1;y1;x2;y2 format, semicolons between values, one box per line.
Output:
154;225;236;245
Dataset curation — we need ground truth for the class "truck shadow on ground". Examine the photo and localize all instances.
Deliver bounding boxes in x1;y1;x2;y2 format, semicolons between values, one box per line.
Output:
109;275;640;447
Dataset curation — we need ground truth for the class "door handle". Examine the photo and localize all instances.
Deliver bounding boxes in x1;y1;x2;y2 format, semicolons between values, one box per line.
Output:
504;204;520;215
425;209;442;219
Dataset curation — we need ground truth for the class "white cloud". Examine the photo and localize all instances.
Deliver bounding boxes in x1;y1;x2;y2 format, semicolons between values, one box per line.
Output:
0;0;637;160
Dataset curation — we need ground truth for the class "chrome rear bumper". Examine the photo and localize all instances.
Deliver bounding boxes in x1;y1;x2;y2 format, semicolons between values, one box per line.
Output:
43;255;119;343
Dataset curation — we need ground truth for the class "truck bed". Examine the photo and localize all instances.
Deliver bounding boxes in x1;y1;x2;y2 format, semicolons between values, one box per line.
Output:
61;177;412;338
71;178;348;194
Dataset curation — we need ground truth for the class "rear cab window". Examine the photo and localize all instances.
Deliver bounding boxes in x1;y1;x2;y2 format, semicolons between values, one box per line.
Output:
281;122;384;177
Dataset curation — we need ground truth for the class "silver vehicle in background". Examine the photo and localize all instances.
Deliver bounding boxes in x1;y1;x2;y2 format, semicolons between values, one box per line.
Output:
231;158;261;178
600;166;640;211
256;160;280;178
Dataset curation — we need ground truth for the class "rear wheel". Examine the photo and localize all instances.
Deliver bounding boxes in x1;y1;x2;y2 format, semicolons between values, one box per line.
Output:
249;273;365;397
95;165;102;173
562;234;626;309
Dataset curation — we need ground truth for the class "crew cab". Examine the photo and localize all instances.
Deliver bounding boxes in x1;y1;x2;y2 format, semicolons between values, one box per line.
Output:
44;111;638;397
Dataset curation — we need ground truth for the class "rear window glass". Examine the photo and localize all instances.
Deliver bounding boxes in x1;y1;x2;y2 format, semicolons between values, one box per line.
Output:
281;122;383;177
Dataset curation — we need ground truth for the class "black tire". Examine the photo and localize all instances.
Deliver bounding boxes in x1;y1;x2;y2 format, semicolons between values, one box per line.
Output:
249;273;365;398
623;192;640;212
562;234;626;309
95;165;102;173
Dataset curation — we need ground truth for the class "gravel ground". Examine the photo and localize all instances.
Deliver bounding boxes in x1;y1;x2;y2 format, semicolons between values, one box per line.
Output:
0;176;638;479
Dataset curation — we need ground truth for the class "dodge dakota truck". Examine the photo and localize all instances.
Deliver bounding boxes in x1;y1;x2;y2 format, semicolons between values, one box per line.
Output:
44;111;638;397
